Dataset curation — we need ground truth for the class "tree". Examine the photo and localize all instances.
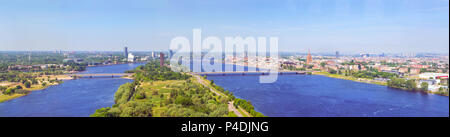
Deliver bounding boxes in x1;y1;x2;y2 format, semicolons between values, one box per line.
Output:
0;86;7;92
31;79;38;85
175;96;192;106
420;82;429;92
320;62;326;67
405;80;417;91
4;88;15;95
328;68;337;74
16;85;23;89
24;81;31;88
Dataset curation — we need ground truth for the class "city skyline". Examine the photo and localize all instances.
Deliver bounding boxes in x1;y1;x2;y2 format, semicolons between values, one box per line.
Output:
0;0;449;54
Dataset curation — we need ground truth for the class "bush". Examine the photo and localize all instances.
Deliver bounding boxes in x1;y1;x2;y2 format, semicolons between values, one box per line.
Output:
420;82;429;91
3;88;16;95
0;86;7;92
16;85;23;89
234;98;265;117
24;81;31;88
175;96;192;106
135;92;146;99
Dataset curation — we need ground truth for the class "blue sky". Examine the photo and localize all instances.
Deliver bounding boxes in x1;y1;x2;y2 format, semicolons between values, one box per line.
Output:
0;0;448;54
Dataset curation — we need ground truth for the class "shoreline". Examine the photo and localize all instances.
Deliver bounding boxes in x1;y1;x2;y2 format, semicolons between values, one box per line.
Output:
0;63;144;103
0;81;62;103
313;71;387;86
313;71;449;97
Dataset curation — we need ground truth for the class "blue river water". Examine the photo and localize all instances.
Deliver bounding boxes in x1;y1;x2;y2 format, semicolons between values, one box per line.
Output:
0;63;144;117
207;75;449;117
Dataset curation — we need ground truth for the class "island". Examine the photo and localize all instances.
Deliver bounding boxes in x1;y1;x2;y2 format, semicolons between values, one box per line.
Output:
91;61;264;117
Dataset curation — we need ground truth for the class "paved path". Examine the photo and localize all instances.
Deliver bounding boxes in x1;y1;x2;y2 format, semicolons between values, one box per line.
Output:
228;101;243;117
192;74;243;117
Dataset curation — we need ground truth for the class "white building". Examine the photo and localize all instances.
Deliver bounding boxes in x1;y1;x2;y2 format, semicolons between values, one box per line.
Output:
127;53;135;62
419;73;449;79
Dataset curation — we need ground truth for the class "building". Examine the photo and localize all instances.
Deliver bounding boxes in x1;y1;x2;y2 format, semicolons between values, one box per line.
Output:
360;53;370;58
151;51;155;58
127;53;135;62
306;49;312;65
63;59;75;63
63;58;83;63
169;50;173;59
160;52;165;67
419;79;438;85
398;68;409;73
410;68;421;75
419;73;449;79
124;47;128;59
335;51;340;58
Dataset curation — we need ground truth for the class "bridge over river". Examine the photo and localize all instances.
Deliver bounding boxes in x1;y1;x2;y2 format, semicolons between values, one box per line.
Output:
65;73;133;78
65;70;311;78
194;71;311;76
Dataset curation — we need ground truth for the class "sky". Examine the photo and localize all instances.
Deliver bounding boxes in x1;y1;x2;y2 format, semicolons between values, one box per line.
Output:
0;0;448;54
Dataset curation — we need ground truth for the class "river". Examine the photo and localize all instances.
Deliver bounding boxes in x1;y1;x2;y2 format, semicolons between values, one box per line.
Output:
207;75;449;117
0;63;144;117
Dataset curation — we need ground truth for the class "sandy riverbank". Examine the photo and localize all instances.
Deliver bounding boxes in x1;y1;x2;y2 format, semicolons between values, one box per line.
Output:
0;82;61;103
0;75;70;103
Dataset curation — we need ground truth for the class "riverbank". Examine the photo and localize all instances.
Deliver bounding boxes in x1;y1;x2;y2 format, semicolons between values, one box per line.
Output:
313;71;387;86
192;74;252;117
0;79;63;103
1;63;144;103
313;71;449;97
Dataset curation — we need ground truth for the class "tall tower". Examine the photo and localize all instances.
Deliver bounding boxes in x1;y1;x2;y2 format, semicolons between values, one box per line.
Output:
336;51;340;58
160;52;165;67
28;51;32;65
124;47;128;59
168;50;173;59
306;49;312;65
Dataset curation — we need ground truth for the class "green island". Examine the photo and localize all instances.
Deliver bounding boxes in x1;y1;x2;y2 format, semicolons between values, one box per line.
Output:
91;61;264;117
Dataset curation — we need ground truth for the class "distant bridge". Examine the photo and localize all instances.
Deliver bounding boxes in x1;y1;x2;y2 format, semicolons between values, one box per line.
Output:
65;73;133;78
194;71;310;76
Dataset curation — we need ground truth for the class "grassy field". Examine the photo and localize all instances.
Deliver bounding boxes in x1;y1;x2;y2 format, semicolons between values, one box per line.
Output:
138;80;187;117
